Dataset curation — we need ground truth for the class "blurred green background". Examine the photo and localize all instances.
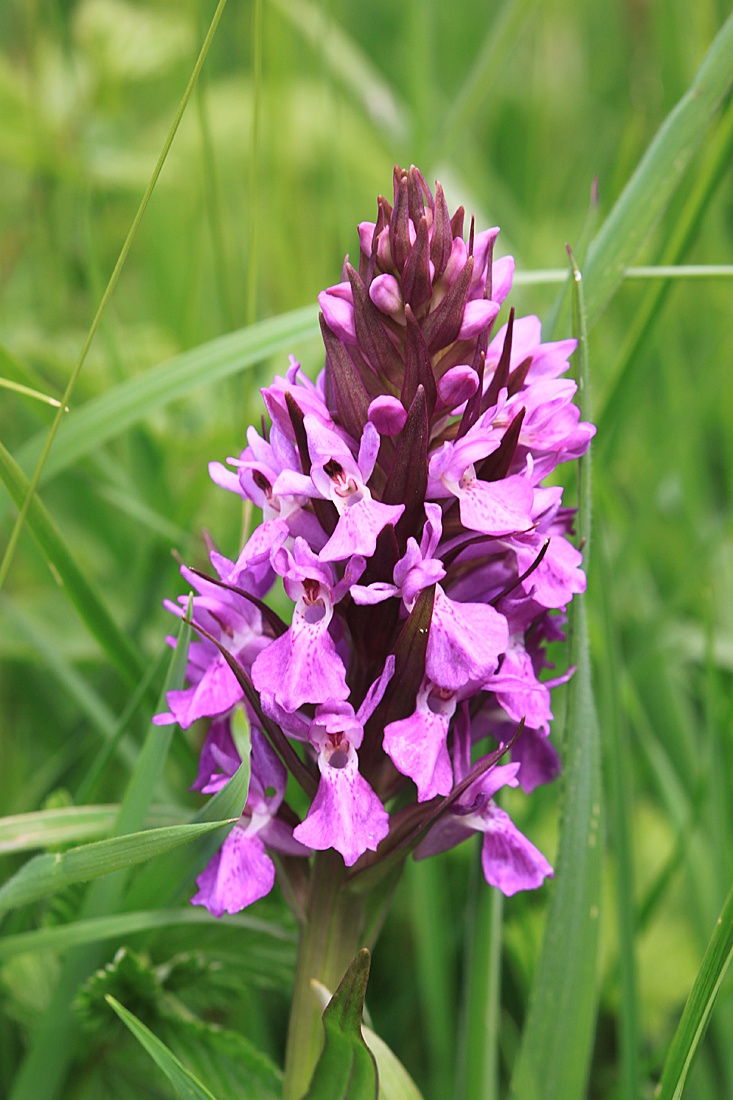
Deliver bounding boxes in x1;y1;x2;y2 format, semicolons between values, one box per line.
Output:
1;0;732;1097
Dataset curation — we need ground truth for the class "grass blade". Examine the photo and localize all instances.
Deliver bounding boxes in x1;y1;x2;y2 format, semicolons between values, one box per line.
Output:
0;377;66;408
510;253;603;1100
406;857;456;1100
0;441;146;687
11;306;318;490
270;0;408;142
0;596;138;770
7;611;196;1100
0;821;235;914
456;855;503;1100
0;906;295;962
113;603;191;838
0;0;231;590
583;11;733;325
0;804;186;855
596;527;640;1099
105;996;220;1100
126;753;251;910
655;883;733;1100
596;93;733;442
431;0;537;160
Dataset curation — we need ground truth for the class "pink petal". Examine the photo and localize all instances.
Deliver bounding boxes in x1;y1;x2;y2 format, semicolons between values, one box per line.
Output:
458;474;534;537
191;828;275;916
251;618;348;713
383;708;453;801
293;756;389;867
480;805;553;895
426;587;509;691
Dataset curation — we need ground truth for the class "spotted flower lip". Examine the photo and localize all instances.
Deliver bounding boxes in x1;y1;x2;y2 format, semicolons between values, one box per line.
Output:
157;164;594;916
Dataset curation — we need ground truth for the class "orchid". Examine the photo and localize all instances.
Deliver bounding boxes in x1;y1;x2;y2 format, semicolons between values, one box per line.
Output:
158;163;594;1092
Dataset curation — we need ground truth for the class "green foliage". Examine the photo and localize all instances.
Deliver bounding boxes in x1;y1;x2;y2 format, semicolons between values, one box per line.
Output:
0;820;236;914
302;950;378;1100
510;249;603;1100
656;882;733;1100
2;0;733;1097
105;993;221;1100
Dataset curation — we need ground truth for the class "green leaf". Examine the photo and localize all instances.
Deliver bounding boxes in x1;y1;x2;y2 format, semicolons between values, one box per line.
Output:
655;882;733;1100
362;1026;423;1100
583;10;733;324
105;995;220;1100
0;440;146;688
112;602;191;839
0;596;139;773
301;949;378;1100
0;906;295;962
12;306;318;489
509;256;603;1100
0;804;186;855
159;1016;282;1100
0;821;235;913
595;92;733;443
125;753;251;911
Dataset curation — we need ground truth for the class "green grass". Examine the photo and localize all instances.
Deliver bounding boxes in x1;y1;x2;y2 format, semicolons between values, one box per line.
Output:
2;0;733;1097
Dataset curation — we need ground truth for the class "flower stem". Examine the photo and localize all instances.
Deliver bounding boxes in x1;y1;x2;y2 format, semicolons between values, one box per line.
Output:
283;850;370;1099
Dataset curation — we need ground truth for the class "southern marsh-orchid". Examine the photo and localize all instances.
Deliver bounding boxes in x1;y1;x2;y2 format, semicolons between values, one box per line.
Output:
159;164;593;914
157;165;594;1094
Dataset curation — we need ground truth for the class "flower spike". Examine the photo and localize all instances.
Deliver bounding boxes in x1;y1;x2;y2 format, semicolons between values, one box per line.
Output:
157;165;594;915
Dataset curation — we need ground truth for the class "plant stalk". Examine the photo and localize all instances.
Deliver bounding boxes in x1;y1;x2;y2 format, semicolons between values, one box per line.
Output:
283;850;371;1099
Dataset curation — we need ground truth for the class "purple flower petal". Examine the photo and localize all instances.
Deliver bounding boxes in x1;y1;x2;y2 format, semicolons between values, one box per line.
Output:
369;273;403;316
515;534;586;608
426;586;509;691
191;827;276;916
383;703;453;801
318;498;404;562
479;804;553;895
458;299;500;340
318;284;357;344
457;473;534;537
165;653;243;729
293;746;389;866
368;395;407;436
437;365;479;410
512;726;562;793
251;615;349;713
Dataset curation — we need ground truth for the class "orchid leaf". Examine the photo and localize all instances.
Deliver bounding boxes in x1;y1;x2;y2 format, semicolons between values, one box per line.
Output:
362;1026;423;1100
301;949;378;1100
